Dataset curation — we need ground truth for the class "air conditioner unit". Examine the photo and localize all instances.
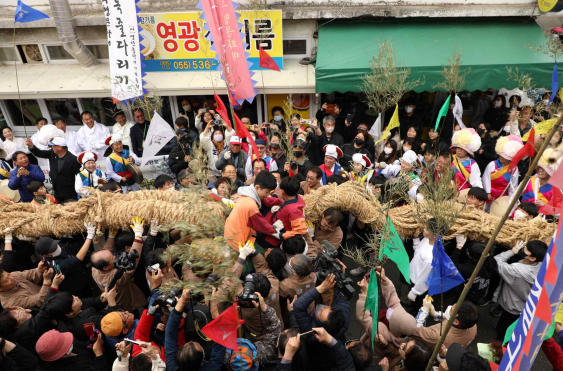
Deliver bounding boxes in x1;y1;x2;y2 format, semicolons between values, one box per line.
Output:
22;44;43;64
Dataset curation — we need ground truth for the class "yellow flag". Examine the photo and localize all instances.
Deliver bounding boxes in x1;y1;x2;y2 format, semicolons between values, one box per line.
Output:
555;301;563;323
522;118;557;141
374;104;400;145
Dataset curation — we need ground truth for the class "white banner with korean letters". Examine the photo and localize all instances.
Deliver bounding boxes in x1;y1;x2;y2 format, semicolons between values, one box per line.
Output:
102;0;144;102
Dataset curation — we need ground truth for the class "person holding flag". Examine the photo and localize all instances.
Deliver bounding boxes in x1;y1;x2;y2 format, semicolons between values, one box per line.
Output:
482;136;523;204
104;133;141;194
449;128;483;191
519;148;562;211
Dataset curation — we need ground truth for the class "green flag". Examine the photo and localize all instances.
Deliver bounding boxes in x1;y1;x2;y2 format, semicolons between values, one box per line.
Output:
379;217;411;284
434;95;451;131
363;268;379;347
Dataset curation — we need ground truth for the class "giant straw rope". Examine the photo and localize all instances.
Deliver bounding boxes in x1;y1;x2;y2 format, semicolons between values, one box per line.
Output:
0;183;555;246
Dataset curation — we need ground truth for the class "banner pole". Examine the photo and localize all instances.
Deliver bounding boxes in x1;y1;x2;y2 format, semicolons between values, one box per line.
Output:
12;24;27;137
424;114;563;371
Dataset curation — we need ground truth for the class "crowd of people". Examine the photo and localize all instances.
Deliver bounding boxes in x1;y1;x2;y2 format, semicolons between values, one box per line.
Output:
0;91;560;371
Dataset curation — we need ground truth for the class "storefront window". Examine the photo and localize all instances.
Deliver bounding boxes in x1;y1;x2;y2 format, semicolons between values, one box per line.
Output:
45;98;81;125
46;44;109;62
80;98;124;126
3;99;42;126
157;96;173;126
0;47;20;63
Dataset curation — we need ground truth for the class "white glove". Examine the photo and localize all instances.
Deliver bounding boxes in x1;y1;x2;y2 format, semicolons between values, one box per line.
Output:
85;223;96;240
273;219;284;232
422;296;436;316
238;242;255;260
131;217;145;238
306;224;315;237
149;220;160;236
408;290;417;302
4;233;12;244
455;234;467;249
271;205;280;214
512;240;526;255
224;151;231;160
379;162;387;169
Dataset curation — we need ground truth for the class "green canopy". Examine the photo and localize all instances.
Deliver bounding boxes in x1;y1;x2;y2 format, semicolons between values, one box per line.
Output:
315;19;555;93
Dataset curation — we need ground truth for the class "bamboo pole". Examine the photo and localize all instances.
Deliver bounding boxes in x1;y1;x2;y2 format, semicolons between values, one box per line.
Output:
424;114;563;371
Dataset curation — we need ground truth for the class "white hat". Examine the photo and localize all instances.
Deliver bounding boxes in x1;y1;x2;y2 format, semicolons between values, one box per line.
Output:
47;137;67;147
323;144;343;159
230;136;241;144
451;128;481;157
107;133;124;146
352;153;372;168
538;148;558;176
402;150;418;165
495;135;523;161
77;151;98;165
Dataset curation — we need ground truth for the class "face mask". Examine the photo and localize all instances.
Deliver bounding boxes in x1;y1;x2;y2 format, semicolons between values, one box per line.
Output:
65;344;73;356
294;150;303;158
51;246;62;258
405;106;413;114
384;147;393;155
443;305;453;321
274;115;282;122
182;104;191;111
325;126;335;134
513;209;528;221
494;101;502;108
270;143;280;150
354;138;365;146
477;128;485;136
213;134;223;142
251;136;256;141
503;126;510;133
403;146;411;152
165;186;175;192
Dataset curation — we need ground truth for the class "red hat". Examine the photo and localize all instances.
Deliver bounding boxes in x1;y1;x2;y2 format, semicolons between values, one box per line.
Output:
36;330;74;362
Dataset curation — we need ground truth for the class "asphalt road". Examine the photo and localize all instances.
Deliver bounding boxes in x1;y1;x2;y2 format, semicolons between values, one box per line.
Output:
341;250;552;371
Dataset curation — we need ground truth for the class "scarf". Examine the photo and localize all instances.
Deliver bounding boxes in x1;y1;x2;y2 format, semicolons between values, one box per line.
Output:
213;140;224;155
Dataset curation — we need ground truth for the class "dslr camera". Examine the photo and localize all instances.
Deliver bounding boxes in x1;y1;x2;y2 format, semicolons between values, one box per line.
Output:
290;161;299;172
155;288;183;308
236;276;259;308
107;249;140;290
189;274;219;303
314;241;355;300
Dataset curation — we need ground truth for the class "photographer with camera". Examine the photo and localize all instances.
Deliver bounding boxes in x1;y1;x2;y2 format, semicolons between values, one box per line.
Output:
165;288;226;371
33;222;96;296
284;140;312;181
200;120;234;177
145;248;180;291
90;217;147;313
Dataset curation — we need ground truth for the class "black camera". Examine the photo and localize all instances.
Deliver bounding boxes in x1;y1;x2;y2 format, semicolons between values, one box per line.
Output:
290;161;299;172
236;276;259;308
314;241;355;300
155;288;183;308
189;274;219;303
107;249;140;290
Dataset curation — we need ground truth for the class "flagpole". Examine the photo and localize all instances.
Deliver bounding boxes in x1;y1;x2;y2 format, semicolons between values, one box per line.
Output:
12;24;27;137
423;114;563;371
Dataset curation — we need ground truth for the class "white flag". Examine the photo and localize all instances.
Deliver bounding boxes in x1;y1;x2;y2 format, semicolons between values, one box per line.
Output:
141;112;176;166
369;113;382;141
453;94;466;129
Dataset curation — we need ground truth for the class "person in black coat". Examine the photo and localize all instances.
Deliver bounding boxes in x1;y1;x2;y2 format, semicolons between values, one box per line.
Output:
0;338;38;371
474;122;497;173
25;137;80;203
130;108;151;157
168;129;193;176
341;131;373;171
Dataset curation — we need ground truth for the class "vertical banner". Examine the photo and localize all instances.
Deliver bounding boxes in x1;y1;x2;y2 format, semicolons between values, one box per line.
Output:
101;0;145;102
198;0;258;105
499;219;563;371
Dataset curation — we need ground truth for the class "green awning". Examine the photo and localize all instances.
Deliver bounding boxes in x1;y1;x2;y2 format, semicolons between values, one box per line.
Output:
315;19;555;93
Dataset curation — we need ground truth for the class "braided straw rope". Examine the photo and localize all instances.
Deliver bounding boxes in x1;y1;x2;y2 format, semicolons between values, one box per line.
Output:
302;181;555;246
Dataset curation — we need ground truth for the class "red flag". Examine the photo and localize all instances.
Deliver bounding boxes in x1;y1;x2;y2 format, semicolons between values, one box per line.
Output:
228;89;239;109
214;94;233;130
549;163;563;190
234;113;260;161
539;187;563;216
259;46;280;72
201;303;244;350
509;128;535;171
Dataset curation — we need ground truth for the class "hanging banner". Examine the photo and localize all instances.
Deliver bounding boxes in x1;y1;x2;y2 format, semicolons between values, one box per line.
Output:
499;220;563;371
138;10;283;72
538;0;563;13
102;0;145;102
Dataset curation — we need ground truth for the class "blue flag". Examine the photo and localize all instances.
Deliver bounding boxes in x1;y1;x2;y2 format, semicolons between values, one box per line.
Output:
425;235;465;296
550;62;558;104
14;0;49;23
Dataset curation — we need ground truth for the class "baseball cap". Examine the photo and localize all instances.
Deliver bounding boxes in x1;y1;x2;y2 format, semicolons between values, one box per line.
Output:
293;139;307;149
35;237;60;256
47;137;67;147
101;312;124;337
255;139;266;146
230;136;241;144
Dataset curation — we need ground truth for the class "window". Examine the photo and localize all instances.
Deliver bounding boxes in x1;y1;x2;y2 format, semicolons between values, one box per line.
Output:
0;46;22;64
44;44;109;63
44;99;81;126
3;99;42;126
283;39;308;58
81;98;124;126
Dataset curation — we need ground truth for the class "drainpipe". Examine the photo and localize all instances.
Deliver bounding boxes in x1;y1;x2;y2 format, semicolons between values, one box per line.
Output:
48;0;98;67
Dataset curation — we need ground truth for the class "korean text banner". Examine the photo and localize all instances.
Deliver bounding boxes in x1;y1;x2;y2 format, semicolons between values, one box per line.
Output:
102;0;144;102
138;10;283;72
